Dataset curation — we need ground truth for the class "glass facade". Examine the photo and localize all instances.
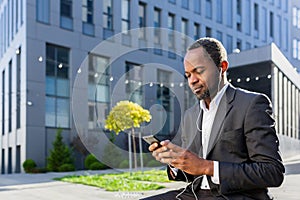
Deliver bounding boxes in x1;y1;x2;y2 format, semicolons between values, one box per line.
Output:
45;44;70;128
82;0;94;36
36;0;49;23
138;2;146;39
125;62;143;106
157;69;172;136
103;0;113;30
121;0;130;34
88;54;110;130
60;0;73;30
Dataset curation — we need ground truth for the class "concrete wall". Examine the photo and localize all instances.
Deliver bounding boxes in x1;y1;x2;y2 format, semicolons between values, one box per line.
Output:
278;134;300;161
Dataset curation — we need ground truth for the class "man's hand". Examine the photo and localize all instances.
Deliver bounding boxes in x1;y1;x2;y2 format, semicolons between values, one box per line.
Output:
149;140;214;176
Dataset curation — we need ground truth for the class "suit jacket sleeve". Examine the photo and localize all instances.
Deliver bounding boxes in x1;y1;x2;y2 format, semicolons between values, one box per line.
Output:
167;165;195;182
209;94;285;194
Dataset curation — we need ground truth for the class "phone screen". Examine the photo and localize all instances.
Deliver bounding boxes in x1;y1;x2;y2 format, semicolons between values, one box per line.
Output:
142;135;162;148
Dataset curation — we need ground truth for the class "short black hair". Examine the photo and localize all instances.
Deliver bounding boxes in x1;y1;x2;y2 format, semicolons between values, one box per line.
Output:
188;37;227;67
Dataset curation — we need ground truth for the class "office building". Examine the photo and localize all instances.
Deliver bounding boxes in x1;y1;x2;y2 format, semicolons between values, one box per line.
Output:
0;0;299;173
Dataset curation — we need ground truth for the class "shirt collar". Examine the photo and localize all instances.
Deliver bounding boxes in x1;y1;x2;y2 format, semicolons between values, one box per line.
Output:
200;83;229;111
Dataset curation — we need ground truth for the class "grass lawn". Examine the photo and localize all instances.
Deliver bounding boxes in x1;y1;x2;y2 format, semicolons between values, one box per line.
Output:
54;169;171;192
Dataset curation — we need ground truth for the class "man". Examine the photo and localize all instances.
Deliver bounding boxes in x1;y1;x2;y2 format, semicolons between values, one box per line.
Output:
141;37;284;199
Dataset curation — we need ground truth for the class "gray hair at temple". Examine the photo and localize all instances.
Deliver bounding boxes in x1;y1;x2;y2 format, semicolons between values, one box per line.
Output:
188;37;228;68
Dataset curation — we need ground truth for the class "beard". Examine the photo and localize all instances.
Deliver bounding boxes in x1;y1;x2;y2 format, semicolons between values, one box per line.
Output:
195;88;210;100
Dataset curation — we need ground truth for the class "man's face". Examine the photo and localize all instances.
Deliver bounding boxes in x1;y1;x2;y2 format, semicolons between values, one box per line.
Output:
184;47;220;100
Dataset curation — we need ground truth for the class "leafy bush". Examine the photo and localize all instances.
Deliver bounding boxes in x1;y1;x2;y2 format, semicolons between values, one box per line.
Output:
146;160;162;167
47;129;75;172
89;162;107;170
119;160;129;168
84;154;98;169
84;154;107;170
58;163;75;172
22;159;37;173
31;168;48;173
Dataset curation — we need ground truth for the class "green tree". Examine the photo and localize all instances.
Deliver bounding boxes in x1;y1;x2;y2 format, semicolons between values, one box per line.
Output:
47;129;75;172
105;101;151;169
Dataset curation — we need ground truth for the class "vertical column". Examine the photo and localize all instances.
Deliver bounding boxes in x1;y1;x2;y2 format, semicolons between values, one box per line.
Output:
292;84;296;139
295;88;300;139
283;76;287;136
272;66;279;133
278;71;283;135
287;80;291;137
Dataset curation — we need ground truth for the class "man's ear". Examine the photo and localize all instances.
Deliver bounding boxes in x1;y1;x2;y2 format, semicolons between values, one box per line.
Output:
220;61;228;75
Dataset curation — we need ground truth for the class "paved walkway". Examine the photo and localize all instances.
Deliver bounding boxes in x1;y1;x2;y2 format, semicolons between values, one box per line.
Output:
0;157;299;200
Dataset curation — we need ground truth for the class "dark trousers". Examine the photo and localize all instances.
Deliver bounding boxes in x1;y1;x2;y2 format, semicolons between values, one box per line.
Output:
140;187;221;200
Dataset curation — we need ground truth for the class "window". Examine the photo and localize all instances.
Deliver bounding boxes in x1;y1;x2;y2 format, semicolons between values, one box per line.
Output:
270;12;274;37
1;149;5;174
246;42;251;50
245;0;250;35
216;0;222;23
45;44;70;128
61;0;72;17
36;0;50;23
226;0;233;27
126;62;144;105
8;148;12;174
276;0;281;9
16;0;19;32
194;0;201;14
169;0;176;4
153;8;162;54
21;0;23;25
254;3;259;31
82;0;93;24
236;0;241;31
226;35;233;54
82;0;94;36
15;146;21;173
205;26;211;37
181;18;188;53
138;2;146;39
293;7;297;27
298;8;300;29
182;0;189;9
293;39;300;60
157;69;172;136
283;0;288;12
237;23;241;32
276;15;281;47
121;0;130;34
262;7;267;40
205;0;212;19
283;18;288;51
216;31;222;43
236;39;242;51
103;0;113;30
154;8;161;44
167;13;175;58
88;54;110;129
194;23;200;40
60;0;73;30
237;0;242;15
8;1;10;45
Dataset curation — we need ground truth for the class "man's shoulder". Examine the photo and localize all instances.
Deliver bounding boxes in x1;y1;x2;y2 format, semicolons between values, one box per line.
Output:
230;85;271;102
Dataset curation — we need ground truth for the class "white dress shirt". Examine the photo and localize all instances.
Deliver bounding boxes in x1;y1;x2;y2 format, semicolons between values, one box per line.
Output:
199;83;229;189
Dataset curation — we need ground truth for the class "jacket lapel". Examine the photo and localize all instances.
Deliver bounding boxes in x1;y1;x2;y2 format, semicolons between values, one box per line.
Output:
206;84;235;156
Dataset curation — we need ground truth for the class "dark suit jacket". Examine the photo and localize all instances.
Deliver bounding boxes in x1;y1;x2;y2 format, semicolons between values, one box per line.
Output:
168;84;285;200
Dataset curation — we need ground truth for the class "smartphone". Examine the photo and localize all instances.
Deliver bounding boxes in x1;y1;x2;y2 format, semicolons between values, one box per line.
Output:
142;135;162;149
